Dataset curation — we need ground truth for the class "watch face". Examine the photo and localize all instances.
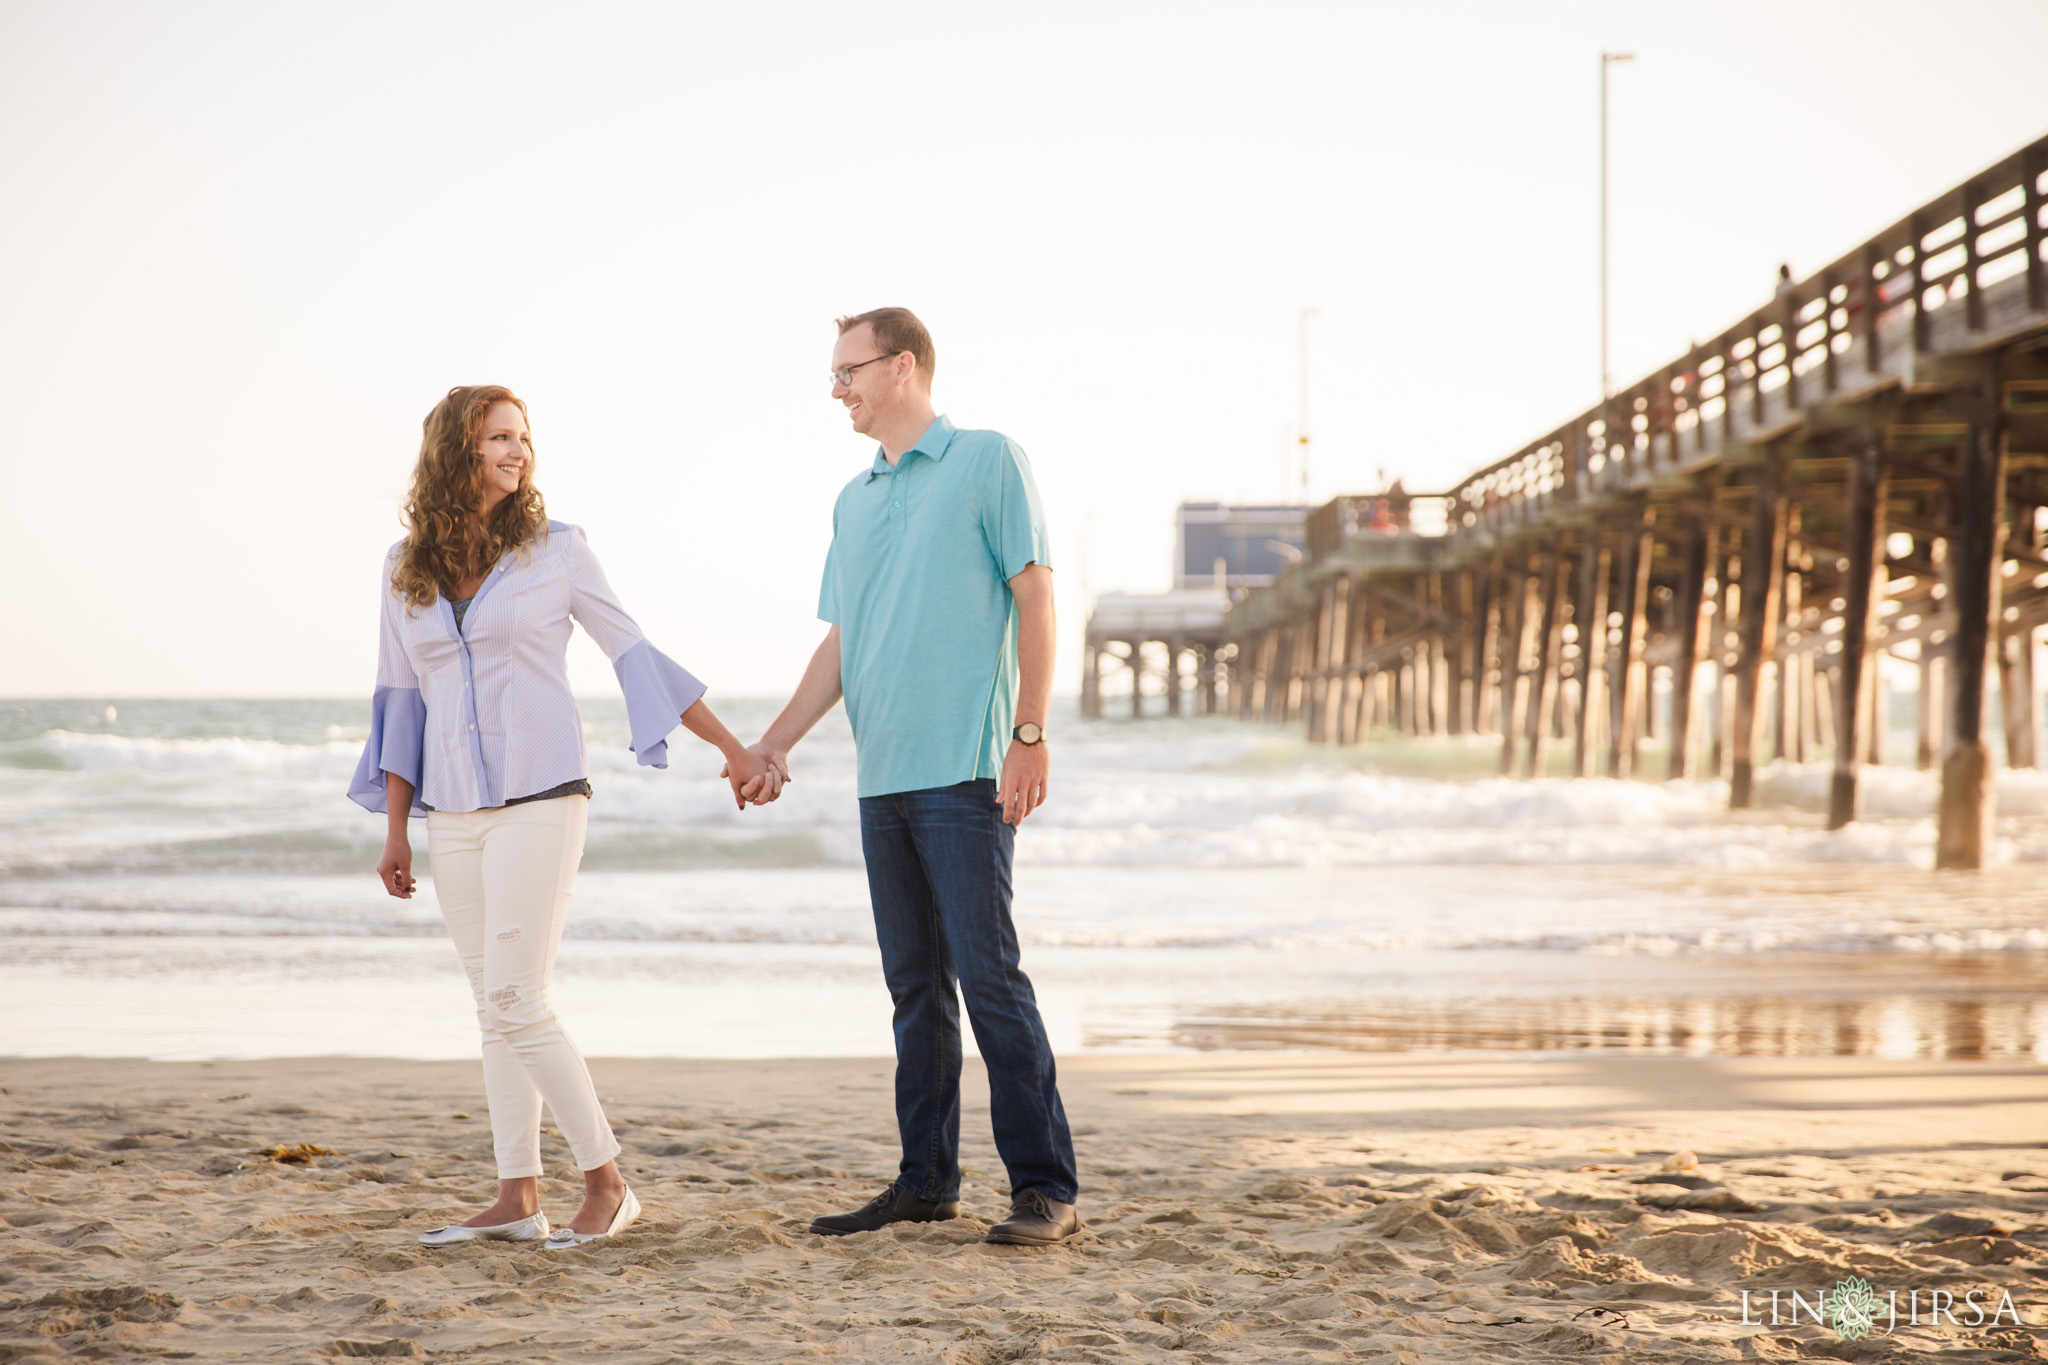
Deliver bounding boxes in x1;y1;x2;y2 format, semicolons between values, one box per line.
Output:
1017;723;1043;745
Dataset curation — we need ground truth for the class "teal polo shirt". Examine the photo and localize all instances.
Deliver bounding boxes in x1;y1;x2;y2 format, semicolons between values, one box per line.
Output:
818;415;1052;798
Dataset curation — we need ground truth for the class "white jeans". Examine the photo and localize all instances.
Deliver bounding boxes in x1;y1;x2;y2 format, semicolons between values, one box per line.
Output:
426;796;620;1180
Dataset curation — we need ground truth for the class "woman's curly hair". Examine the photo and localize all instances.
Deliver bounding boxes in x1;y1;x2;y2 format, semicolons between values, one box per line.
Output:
392;385;548;610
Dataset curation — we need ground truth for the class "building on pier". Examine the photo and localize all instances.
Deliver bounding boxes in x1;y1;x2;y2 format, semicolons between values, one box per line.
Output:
1084;498;1440;717
1173;502;1310;596
1083;499;1304;718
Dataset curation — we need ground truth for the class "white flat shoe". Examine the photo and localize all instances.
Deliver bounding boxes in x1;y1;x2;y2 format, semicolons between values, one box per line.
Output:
543;1186;640;1251
418;1211;550;1248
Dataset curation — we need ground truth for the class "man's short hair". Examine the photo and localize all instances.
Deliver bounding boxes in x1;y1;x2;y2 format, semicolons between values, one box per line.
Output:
835;307;935;386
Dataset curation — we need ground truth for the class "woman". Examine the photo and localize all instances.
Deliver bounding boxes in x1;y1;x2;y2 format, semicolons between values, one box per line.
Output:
348;385;767;1251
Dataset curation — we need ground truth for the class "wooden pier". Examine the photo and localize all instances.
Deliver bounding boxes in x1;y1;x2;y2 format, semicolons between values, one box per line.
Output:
1217;133;2048;869
1081;590;1231;719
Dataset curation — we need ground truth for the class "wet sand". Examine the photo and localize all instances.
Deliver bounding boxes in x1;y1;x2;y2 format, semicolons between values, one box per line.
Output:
3;1053;2045;1361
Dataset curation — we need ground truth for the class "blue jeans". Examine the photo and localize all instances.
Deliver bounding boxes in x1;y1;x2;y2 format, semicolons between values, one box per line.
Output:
858;779;1078;1206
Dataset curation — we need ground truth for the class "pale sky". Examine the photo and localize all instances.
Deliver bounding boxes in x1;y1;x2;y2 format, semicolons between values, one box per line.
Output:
4;0;2046;698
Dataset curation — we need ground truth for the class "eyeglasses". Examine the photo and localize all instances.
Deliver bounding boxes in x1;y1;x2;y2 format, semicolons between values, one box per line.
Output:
830;353;902;387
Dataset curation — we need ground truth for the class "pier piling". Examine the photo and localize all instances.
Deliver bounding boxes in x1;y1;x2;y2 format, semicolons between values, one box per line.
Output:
1730;463;1790;808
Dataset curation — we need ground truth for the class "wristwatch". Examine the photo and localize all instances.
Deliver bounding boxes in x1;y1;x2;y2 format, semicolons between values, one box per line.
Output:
1013;722;1045;746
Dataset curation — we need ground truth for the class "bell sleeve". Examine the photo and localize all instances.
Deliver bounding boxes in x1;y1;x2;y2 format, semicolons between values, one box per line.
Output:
347;567;428;816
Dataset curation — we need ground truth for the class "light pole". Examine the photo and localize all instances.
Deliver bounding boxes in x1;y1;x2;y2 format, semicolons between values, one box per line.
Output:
1600;50;1633;401
1297;306;1317;506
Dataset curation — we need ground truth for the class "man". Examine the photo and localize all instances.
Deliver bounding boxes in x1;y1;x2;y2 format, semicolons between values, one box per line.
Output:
743;306;1080;1246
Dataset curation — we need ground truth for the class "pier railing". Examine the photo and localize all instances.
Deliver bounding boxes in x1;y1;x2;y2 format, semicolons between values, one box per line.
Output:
1449;136;2048;544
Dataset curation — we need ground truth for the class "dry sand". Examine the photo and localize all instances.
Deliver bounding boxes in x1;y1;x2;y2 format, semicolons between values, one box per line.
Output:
2;1051;2045;1362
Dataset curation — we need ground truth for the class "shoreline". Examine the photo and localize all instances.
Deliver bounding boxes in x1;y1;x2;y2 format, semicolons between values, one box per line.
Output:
5;1052;2044;1360
6;936;2045;1063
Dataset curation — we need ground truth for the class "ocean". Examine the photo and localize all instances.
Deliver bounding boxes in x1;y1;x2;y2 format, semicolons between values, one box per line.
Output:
3;697;2045;1061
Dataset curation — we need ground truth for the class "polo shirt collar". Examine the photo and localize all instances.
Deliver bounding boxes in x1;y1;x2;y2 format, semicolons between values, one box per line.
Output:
866;414;958;480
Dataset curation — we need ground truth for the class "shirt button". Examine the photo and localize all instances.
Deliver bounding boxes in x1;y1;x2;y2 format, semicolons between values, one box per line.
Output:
893;501;902;508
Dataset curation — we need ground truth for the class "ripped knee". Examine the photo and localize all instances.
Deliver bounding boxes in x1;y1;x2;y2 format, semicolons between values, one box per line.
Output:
481;983;557;1039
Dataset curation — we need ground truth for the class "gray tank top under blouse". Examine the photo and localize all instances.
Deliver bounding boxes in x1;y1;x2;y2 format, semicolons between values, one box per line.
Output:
426;594;593;810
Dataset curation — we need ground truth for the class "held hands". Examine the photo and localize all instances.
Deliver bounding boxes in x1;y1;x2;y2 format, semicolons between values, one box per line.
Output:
720;745;771;811
997;738;1049;825
752;744;790;802
377;838;416;899
722;736;1039;818
719;742;791;809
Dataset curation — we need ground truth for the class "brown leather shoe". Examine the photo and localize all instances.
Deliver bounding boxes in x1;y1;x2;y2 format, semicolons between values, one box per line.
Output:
808;1183;962;1237
984;1190;1081;1245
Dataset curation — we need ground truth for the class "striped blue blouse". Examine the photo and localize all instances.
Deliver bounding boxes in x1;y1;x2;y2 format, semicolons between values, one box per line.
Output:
347;521;705;816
